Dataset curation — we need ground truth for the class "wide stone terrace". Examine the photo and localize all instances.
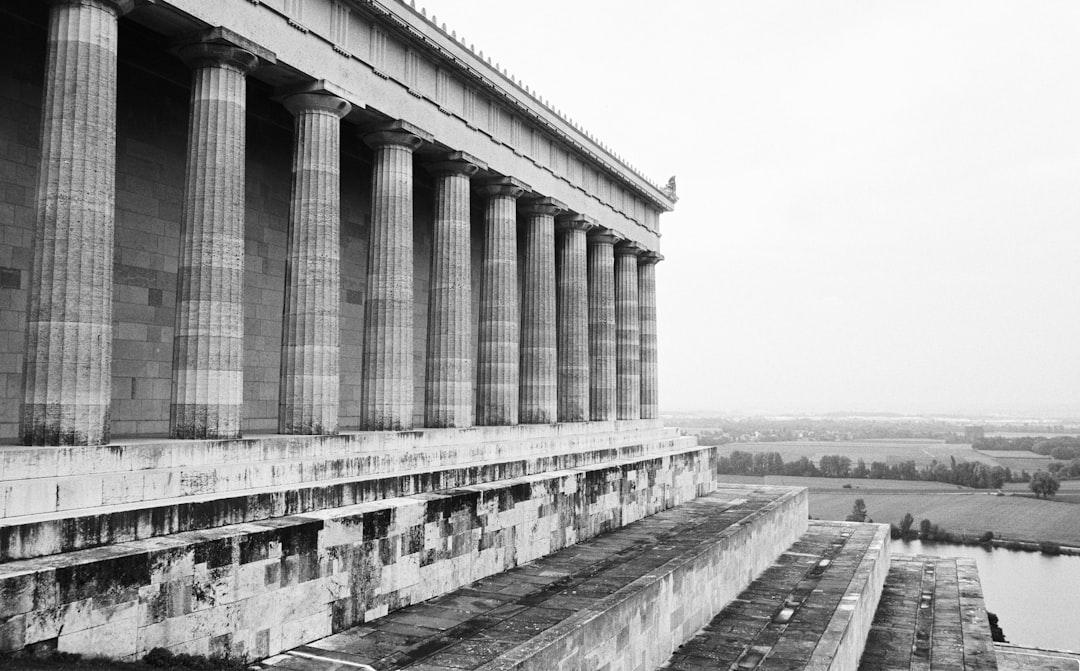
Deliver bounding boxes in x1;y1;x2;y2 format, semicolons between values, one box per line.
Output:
859;556;998;671
661;520;889;671
258;485;808;671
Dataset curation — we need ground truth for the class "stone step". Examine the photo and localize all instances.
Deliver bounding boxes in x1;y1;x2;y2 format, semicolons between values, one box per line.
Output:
1;433;695;563
0;445;722;660
0;420;673;519
859;555;998;670
661;519;890;671
257;485;809;671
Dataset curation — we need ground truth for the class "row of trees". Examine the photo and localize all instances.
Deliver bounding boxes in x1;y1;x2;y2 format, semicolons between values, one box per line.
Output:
974;435;1080;461
717;450;1017;489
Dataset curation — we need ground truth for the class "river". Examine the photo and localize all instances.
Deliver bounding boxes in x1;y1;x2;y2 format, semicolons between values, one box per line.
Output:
892;539;1080;652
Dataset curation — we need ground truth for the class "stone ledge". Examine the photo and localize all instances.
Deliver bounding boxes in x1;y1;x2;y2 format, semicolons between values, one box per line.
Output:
0;445;717;660
860;556;998;670
258;485;809;671
0;421;670;519
0;436;698;563
662;520;890;671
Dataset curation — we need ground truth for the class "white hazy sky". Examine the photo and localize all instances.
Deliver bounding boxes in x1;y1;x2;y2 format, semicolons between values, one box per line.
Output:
427;1;1080;417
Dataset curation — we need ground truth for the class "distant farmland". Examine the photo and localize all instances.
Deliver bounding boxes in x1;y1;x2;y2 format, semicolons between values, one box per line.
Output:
810;491;1080;546
716;472;1080;546
711;439;1000;468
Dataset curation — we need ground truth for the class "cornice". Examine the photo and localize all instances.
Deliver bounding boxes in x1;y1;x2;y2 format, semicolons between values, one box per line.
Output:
343;0;676;214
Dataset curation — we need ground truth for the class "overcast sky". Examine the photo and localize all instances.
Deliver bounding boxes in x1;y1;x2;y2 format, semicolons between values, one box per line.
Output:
428;1;1080;418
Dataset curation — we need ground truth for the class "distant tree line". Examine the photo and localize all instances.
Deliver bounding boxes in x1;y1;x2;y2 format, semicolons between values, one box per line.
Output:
717;450;1016;489
974;435;1080;460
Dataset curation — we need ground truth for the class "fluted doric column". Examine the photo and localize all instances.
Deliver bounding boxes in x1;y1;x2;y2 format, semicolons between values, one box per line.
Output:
615;242;642;420
556;214;595;423
588;230;620;421
475;177;528;426
424;152;484;428
171;33;266;440
277;90;351;435
360;121;428;430
21;0;131;445
638;251;663;420
519;197;565;424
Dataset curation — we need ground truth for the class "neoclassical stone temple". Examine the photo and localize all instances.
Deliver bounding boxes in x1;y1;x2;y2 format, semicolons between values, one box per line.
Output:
3;0;673;446
0;2;1006;669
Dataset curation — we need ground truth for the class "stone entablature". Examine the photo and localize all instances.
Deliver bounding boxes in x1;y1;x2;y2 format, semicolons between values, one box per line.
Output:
156;0;671;249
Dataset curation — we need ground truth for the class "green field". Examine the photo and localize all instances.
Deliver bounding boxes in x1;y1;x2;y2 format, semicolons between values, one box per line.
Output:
810;491;1080;546
713;439;999;468
716;473;1080;546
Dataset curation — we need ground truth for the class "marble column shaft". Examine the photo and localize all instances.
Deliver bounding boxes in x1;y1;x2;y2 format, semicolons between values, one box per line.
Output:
278;92;351;435
587;231;619;421
360;124;424;430
475;178;527;426
519;198;563;424
638;252;662;420
424;153;482;428
170;40;259;440
556;216;594;423
615;243;642;420
21;0;128;446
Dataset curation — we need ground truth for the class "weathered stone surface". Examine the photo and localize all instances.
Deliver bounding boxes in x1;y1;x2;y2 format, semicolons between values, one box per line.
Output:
170;37;260;440
424;153;483;428
475;178;527;426
360;122;426;431
259;485;808;671
555;216;594;423
587;230;620;421
664;520;890;671
21;0;129;446
859;556;999;671
278;92;351;435
615;242;641;420
638;251;662;420
518;197;564;424
0;446;717;660
0;420;674;561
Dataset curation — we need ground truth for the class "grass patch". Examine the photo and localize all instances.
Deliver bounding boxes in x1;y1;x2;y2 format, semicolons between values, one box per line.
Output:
807;490;1080;546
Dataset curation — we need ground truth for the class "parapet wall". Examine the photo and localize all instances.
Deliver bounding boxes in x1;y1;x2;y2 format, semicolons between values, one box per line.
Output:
0;443;716;660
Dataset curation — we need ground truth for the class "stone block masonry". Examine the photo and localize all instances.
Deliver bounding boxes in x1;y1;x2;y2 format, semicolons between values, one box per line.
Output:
0;446;716;660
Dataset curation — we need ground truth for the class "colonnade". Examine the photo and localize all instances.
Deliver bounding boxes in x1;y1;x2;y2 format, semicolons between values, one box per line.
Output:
19;1;663;445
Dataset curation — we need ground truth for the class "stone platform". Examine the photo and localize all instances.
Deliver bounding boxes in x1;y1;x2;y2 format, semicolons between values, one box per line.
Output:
257;485;808;671
1;421;692;561
859;556;998;671
661;520;890;671
0;441;717;660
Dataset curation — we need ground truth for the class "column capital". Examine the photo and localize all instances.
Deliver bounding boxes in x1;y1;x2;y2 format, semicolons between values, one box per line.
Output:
47;0;135;15
280;92;351;119
615;241;643;257
174;27;275;73
639;250;664;265
588;228;624;246
476;176;530;199
363;119;432;151
520;196;568;217
425;151;487;177
557;212;597;233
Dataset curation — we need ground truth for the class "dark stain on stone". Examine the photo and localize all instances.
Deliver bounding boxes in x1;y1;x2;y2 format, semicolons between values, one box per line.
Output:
280;521;321;557
363;509;392;540
194;538;233;569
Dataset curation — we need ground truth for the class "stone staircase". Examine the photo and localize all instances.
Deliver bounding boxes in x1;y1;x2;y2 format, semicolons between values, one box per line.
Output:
0;429;1002;669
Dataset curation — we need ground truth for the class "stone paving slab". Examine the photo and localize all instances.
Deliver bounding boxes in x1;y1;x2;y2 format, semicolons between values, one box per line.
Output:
259;485;808;671
661;519;890;671
858;556;998;671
